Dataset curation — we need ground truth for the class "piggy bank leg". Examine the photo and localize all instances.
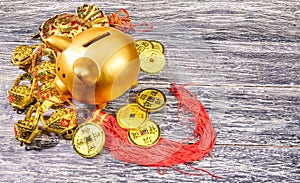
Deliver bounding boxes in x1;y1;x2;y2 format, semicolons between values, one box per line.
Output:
131;80;138;88
96;103;107;110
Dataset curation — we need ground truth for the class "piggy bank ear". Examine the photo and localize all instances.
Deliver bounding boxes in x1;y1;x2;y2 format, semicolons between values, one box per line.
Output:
73;57;100;86
45;35;71;53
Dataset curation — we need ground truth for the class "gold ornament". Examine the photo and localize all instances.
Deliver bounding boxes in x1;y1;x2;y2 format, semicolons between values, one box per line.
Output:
128;119;160;147
11;44;55;70
39;13;90;42
116;103;148;129
14;105;42;145
39;96;77;139
45;26;140;108
135;40;153;54
76;4;109;27
33;4;109;41
139;49;165;74
136;88;166;112
72;122;105;158
38;79;60;100
7;73;37;111
150;40;164;54
11;45;40;69
31;60;56;82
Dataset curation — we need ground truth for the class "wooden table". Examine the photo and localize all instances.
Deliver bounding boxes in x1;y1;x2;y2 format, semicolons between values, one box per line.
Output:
1;0;299;182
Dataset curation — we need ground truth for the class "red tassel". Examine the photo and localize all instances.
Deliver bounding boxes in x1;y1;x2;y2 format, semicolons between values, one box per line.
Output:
92;83;220;178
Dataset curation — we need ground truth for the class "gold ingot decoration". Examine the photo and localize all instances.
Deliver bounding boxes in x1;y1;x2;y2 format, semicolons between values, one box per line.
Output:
39;96;77;139
11;44;40;69
72;122;105;158
31;61;56;82
7;73;37;110
33;4;109;41
40;13;90;41
136;88;166;112
128;119;160;147
11;44;55;70
39;80;56;93
139;49;165;74
116;103;148;129
45;26;140;108
38;79;60;101
14;105;42;145
76;4;109;27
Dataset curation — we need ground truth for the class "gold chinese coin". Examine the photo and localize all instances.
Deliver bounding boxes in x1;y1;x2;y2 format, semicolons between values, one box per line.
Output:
136;88;166;112
72;122;105;158
135;40;153;54
139;49;165;74
116;104;148;129
128;119;160;147
150;40;164;54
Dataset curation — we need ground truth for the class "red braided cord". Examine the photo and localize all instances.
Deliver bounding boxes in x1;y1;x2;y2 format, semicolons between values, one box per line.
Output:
94;83;219;177
108;8;153;33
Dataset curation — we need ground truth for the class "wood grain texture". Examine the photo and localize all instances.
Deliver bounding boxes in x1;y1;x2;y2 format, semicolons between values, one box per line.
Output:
0;0;299;182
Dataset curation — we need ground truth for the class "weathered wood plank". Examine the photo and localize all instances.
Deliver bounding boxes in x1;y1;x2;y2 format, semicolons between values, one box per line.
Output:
0;0;299;182
1;1;299;85
106;82;300;146
2;80;299;146
1;81;299;182
0;144;299;182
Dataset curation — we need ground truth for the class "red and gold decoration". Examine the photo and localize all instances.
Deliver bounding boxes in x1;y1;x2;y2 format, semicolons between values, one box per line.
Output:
7;3;219;178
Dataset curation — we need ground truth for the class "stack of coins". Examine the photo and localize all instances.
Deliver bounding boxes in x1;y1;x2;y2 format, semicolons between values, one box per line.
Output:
116;88;166;147
135;40;165;74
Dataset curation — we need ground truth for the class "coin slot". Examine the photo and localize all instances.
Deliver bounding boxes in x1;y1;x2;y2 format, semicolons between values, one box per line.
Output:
83;32;111;47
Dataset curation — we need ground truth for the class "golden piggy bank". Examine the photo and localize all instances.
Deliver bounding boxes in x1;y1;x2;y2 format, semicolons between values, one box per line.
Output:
45;27;140;108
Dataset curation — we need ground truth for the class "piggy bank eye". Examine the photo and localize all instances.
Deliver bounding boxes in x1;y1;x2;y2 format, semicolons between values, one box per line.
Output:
83;32;111;47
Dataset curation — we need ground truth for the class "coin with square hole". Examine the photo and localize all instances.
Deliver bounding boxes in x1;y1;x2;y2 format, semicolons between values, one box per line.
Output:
116;104;148;129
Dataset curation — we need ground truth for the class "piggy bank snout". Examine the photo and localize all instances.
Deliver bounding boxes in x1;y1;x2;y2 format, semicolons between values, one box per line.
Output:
73;57;100;86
